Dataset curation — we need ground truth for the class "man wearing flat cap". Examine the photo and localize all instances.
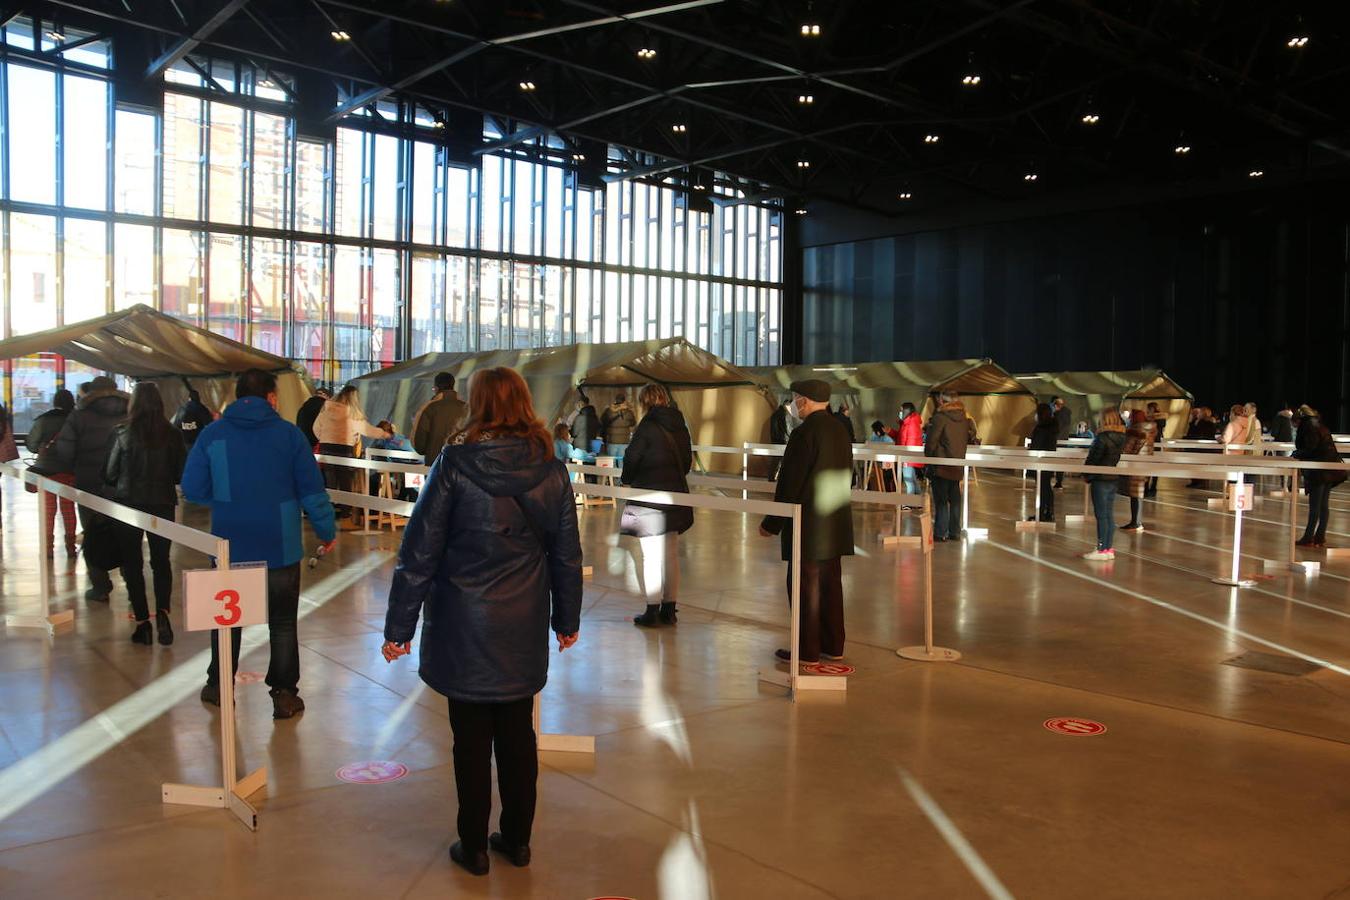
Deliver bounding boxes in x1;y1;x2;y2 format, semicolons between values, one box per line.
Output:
759;379;854;665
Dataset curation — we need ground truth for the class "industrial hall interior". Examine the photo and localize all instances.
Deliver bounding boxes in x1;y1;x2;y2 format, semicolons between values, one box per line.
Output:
5;1;1350;898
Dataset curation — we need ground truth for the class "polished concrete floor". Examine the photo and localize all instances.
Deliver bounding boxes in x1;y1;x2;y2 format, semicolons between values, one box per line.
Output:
2;472;1350;899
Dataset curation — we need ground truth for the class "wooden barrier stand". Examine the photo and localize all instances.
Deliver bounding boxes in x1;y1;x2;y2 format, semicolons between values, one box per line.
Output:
0;462;266;831
897;510;961;662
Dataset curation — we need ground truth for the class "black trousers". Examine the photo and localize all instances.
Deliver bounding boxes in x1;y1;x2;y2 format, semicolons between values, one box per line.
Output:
447;696;538;853
78;505;114;595
931;475;962;539
784;556;845;662
115;502;176;621
207;563;303;693
1303;482;1334;542
1037;471;1055;520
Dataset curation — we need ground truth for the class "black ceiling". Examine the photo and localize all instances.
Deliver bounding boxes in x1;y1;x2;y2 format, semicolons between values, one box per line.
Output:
33;0;1350;216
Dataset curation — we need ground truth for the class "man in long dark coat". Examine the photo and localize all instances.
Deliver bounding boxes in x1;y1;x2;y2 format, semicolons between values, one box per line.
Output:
759;379;854;665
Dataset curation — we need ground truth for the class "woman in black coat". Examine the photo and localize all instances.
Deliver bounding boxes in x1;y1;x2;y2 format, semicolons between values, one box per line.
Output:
620;383;694;628
1027;402;1059;522
1294;405;1346;548
104;383;187;645
1082;407;1127;560
383;367;583;877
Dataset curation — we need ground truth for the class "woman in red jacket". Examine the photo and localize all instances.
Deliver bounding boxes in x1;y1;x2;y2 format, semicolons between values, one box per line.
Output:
895;402;924;495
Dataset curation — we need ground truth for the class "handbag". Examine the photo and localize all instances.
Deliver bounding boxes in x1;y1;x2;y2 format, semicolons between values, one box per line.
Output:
620;426;691;537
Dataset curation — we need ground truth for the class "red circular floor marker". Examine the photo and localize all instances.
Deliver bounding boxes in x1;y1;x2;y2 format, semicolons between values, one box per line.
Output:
234;671;265;684
336;761;408;784
1043;717;1107;736
803;662;855;676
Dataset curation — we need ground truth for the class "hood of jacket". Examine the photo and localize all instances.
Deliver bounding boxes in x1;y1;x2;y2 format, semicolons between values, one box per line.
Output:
641;405;687;435
78;388;129;417
445;437;555;498
222;396;281;428
933;402;966;425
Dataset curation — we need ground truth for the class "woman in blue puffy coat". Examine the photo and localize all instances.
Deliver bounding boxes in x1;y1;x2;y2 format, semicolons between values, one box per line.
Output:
382;367;584;877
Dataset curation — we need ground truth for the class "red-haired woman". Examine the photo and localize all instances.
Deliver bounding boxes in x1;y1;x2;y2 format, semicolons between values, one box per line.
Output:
382;366;583;877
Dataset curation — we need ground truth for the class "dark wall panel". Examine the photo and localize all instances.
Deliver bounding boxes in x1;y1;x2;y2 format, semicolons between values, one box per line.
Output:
801;186;1350;429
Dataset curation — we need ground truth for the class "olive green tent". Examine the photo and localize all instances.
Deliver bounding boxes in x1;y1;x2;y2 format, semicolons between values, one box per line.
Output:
1015;370;1193;439
0;304;313;419
746;358;1036;447
354;339;773;472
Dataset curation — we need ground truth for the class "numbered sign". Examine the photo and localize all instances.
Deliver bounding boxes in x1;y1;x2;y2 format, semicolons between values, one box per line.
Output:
1227;483;1255;512
183;564;269;632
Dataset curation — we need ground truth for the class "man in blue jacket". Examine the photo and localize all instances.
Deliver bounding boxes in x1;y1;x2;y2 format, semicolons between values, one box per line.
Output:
182;369;337;719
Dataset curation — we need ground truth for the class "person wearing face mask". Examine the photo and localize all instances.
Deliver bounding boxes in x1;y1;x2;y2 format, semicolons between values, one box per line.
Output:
889;402;924;497
758;380;854;666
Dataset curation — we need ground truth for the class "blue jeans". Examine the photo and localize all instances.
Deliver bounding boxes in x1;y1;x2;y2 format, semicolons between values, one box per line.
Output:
931;475;961;539
902;467;919;495
1090;479;1117;550
606;443;628;462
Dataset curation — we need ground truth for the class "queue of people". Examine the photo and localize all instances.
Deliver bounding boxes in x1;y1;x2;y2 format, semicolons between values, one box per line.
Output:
9;362;1350;883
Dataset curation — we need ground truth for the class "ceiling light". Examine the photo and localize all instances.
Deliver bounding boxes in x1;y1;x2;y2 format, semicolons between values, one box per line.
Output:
637;47;656;59
431;120;445;129
961;74;981;86
798;94;814;105
519;80;537;92
923;134;940;144
1081;113;1099;124
800;23;821;37
572;153;586;162
1174;144;1191;155
1023;173;1038;182
693;183;706;191
1248;169;1264;178
331;30;350;41
1287;35;1309;48
671;123;687;133
46;30;65;42
898;191;912;200
795;207;808;215
796;159;811;169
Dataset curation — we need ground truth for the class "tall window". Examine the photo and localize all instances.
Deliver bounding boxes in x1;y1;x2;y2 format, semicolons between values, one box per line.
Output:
0;27;782;428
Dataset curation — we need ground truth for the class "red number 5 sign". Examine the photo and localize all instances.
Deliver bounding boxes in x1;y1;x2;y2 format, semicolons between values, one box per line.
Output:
183;566;268;632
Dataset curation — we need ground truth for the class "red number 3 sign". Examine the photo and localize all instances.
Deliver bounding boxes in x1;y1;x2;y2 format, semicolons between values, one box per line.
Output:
183;567;268;633
214;589;243;626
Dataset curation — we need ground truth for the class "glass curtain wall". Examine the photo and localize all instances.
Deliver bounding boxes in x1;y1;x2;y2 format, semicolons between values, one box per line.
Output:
0;20;782;431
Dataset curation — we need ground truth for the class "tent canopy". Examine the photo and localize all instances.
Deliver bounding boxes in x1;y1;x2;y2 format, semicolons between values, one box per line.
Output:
749;358;1030;397
1015;369;1194;438
356;337;763;426
0;304;312;417
747;358;1035;445
355;339;773;472
1015;370;1192;402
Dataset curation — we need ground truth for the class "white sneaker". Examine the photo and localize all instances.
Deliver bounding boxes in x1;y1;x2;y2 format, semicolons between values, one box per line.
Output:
1082;549;1115;561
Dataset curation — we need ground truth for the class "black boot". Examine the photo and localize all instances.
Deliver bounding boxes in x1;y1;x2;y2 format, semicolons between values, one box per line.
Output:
156;610;174;646
130;621;153;645
658;602;678;625
633;604;662;627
